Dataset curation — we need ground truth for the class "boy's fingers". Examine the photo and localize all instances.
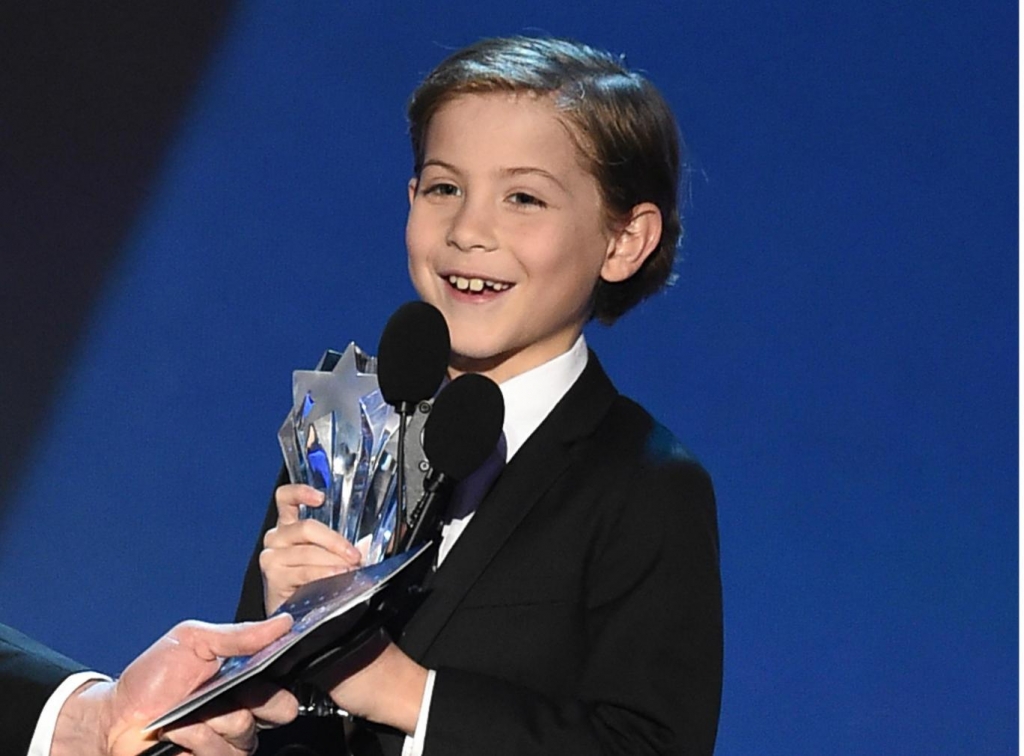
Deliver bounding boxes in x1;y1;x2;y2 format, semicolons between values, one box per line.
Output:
260;545;359;573
274;485;325;525
264;520;361;561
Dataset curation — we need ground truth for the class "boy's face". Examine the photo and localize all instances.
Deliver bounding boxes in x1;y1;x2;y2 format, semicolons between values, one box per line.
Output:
406;92;616;384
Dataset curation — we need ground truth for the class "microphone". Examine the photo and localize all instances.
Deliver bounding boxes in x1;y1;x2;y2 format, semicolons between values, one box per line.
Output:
401;372;504;550
376;301;450;550
377;301;450;412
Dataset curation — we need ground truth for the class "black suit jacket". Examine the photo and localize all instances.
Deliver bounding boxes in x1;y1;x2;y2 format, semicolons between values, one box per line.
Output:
0;623;86;755
237;353;723;756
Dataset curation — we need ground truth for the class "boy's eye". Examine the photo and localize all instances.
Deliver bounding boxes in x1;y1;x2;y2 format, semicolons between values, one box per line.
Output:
422;182;460;197
508;192;547;208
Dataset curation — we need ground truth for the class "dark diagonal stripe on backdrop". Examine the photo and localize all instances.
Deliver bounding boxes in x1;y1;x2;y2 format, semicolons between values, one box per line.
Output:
0;3;238;523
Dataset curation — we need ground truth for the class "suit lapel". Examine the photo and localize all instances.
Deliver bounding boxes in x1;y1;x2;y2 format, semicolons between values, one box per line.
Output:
399;351;618;660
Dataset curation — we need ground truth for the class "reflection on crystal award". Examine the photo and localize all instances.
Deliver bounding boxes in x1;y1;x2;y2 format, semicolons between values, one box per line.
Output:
277;343;419;565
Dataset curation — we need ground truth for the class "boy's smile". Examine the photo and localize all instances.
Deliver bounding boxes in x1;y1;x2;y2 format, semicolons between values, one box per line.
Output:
405;92;619;384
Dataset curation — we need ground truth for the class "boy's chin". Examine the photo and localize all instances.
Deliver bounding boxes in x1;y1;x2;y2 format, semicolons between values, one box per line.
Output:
449;348;505;371
448;345;518;377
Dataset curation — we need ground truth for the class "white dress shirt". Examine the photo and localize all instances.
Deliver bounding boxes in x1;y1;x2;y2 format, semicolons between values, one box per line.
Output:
28;671;112;756
403;335;590;756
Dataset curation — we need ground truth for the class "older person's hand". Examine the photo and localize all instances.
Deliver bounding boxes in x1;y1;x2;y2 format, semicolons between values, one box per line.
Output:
52;615;298;756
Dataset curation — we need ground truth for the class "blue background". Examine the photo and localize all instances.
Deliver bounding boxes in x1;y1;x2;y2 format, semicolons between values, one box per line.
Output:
0;2;1016;754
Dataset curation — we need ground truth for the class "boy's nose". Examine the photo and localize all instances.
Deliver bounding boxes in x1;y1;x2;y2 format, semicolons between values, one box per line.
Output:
446;200;498;252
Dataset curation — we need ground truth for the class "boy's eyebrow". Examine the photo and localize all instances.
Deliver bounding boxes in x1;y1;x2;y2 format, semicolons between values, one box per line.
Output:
421;159;461;174
500;166;568;192
421;160;568;192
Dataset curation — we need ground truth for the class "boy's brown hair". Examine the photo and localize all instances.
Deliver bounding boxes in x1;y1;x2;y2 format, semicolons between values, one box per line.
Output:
407;36;684;324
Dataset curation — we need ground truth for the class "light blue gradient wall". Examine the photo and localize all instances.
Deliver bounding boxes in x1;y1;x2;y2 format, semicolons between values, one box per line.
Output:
0;2;1015;753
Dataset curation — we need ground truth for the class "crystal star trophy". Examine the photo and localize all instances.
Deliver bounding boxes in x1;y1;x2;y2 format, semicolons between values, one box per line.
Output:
278;343;424;565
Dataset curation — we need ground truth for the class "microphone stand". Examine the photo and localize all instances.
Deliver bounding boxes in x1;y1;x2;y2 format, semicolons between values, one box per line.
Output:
386;401;414;557
399;469;451;552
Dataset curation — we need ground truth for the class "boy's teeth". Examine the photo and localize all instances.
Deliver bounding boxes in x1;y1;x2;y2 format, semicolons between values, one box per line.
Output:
448;275;510;292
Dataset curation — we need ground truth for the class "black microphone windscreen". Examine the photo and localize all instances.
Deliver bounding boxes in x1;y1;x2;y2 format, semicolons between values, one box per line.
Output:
377;301;450;407
423;373;504;480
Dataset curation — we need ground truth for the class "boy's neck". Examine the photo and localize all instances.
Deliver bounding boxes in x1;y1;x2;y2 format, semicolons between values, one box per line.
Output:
448;331;586;385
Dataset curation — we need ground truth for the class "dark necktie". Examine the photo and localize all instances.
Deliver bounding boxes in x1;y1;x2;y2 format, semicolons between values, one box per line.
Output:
443;434;507;523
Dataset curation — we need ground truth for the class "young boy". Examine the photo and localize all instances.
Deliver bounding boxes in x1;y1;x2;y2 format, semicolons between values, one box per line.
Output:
238;36;722;756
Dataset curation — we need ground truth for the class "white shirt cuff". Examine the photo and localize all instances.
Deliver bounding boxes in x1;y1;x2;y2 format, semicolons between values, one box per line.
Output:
28;671;113;756
400;668;436;756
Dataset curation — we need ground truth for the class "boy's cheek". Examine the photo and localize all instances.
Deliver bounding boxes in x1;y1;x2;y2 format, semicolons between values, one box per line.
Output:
406;262;440;305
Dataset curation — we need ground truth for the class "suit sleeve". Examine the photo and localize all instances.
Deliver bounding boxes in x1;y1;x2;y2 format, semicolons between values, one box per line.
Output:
423;443;723;756
0;624;87;756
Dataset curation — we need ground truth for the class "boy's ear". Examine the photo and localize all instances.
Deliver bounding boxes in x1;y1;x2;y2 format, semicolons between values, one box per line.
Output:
600;202;663;283
407;178;419;207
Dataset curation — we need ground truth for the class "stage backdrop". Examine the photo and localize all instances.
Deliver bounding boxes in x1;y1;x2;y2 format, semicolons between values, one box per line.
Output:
0;3;1015;754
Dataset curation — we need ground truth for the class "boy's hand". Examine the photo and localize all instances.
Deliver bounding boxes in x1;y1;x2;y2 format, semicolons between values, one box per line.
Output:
326;641;428;737
260;484;363;614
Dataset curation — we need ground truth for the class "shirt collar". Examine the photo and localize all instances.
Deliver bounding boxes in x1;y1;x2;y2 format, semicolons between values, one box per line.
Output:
497;335;589;461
